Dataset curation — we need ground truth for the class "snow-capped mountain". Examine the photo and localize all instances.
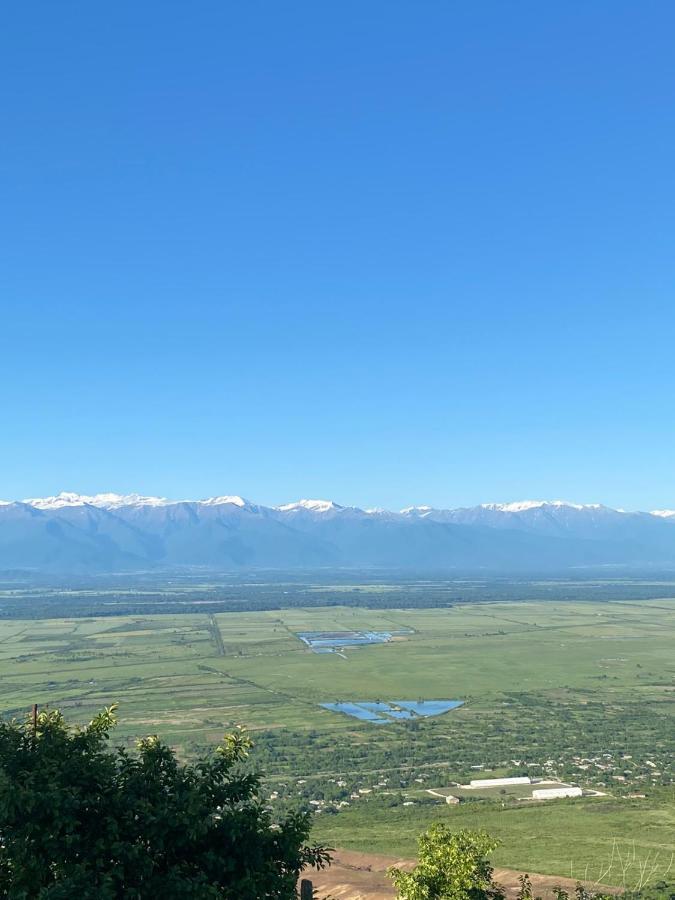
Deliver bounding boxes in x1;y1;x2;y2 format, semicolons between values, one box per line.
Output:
1;493;675;572
21;492;175;510
18;491;256;510
276;499;345;513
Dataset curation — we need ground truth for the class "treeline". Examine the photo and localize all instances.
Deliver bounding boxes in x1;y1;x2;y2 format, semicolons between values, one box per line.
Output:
3;575;675;618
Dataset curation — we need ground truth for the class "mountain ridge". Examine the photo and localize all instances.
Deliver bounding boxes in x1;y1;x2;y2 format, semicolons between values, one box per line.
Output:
1;492;674;573
3;491;672;517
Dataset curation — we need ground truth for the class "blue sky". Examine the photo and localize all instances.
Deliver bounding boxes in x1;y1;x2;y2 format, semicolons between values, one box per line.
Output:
2;2;674;510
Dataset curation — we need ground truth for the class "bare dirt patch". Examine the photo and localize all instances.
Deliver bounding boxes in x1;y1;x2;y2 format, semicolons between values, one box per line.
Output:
306;849;618;899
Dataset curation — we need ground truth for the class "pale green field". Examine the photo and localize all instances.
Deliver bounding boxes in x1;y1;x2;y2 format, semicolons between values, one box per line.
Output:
0;599;673;744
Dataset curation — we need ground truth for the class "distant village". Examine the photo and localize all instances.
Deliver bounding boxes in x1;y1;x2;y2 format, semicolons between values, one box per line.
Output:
264;748;669;816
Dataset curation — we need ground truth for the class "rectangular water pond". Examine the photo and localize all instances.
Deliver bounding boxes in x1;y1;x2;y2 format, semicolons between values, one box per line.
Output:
320;702;389;724
297;630;393;652
395;700;464;716
321;699;464;724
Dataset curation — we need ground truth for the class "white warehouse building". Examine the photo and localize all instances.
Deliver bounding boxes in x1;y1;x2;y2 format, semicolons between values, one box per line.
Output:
468;777;531;788
532;786;582;800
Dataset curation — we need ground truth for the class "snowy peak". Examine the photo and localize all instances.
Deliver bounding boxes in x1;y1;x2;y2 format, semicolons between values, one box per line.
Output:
276;499;344;513
22;492;91;509
94;493;173;509
2;491;675;572
480;500;603;513
19;493;257;511
199;496;250;508
9;491;675;521
399;500;613;521
6;493;670;519
22;492;172;510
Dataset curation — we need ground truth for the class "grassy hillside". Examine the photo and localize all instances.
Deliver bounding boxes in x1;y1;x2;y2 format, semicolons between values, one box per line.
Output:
314;793;675;886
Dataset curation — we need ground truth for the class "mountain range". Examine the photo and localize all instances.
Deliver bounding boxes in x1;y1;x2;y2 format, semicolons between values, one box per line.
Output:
1;492;674;573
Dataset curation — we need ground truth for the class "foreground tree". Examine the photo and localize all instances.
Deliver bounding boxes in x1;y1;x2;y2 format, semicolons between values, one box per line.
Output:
388;825;506;900
0;706;330;899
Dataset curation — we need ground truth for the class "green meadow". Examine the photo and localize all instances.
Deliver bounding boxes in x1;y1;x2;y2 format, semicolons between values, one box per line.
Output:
315;794;675;886
0;597;673;884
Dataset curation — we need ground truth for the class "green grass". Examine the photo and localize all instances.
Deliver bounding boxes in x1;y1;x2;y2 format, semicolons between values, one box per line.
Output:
0;598;673;883
0;599;673;740
314;794;675;887
1;599;673;732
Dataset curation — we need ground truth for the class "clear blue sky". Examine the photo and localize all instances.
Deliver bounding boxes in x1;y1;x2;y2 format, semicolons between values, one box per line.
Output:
2;2;674;510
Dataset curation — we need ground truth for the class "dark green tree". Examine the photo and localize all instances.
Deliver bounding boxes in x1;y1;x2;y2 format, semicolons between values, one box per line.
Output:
0;706;330;899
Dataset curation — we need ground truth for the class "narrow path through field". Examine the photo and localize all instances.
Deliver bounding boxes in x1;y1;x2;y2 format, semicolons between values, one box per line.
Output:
207;614;225;656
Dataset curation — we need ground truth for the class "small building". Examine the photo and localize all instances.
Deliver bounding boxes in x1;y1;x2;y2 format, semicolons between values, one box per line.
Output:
445;795;460;805
532;786;582;800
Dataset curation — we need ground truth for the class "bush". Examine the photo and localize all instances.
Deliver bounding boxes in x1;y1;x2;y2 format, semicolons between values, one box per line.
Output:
388;825;617;900
388;825;506;899
0;706;330;898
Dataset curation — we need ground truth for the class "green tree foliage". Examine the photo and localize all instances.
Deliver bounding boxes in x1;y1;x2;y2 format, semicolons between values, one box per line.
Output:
388;826;620;900
388;825;506;899
0;706;330;899
623;884;675;900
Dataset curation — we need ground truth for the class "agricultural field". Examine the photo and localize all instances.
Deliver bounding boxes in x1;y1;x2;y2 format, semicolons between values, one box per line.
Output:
0;594;673;886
